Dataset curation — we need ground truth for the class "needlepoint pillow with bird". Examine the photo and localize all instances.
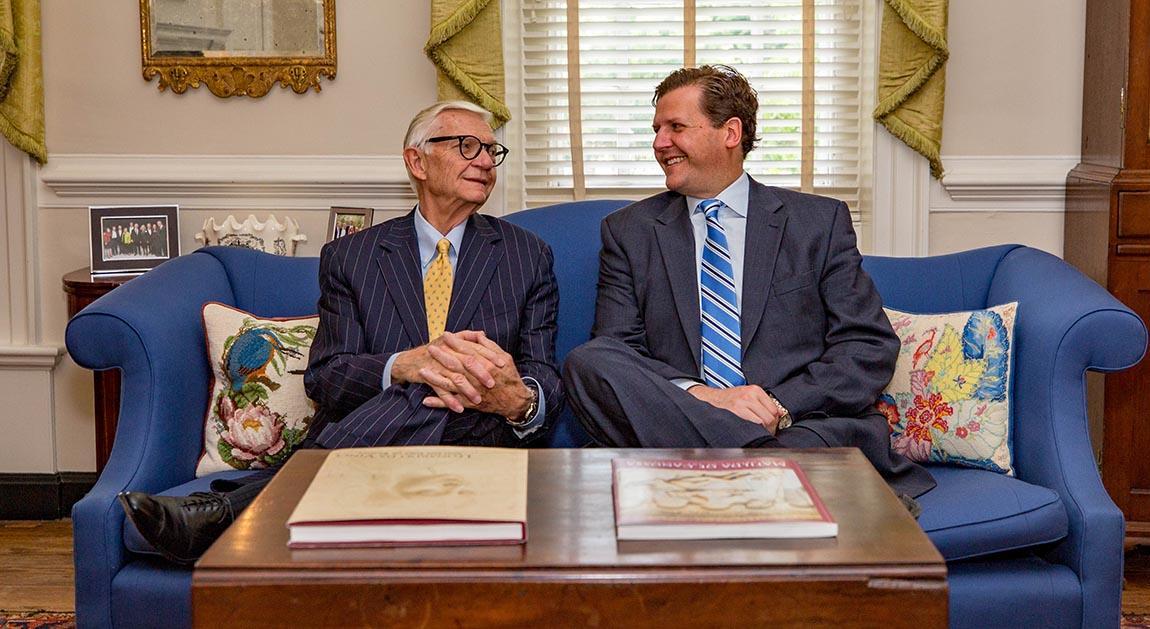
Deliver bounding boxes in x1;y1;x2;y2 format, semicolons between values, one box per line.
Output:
195;302;318;477
879;303;1018;475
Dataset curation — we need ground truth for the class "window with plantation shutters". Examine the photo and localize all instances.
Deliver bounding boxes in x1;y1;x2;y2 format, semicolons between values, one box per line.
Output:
510;0;873;223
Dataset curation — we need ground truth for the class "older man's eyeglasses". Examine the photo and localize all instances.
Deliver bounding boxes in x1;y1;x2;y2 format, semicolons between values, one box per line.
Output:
426;135;509;167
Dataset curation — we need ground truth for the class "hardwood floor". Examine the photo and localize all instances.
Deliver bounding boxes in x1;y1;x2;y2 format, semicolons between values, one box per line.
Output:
0;520;74;612
4;519;1150;617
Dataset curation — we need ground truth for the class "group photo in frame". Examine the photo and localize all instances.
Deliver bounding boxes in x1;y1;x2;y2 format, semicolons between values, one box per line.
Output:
327;207;374;242
89;205;180;275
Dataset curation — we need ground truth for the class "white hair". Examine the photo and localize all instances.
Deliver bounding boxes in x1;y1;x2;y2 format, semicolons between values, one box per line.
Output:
404;100;494;149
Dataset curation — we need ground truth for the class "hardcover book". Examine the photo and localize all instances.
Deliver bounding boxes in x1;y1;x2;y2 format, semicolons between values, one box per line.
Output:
612;457;837;540
286;446;528;548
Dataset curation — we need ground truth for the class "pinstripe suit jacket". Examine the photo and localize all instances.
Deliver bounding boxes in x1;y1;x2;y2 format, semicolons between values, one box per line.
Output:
303;209;562;448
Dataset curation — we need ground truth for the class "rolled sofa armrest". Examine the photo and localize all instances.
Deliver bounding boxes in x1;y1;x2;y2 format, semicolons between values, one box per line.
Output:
66;251;236;628
988;246;1146;627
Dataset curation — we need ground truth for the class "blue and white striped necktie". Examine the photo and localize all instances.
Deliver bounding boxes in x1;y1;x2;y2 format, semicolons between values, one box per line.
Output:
697;199;746;388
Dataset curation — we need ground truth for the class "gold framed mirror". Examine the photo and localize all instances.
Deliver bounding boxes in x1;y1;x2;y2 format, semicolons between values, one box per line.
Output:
140;0;336;98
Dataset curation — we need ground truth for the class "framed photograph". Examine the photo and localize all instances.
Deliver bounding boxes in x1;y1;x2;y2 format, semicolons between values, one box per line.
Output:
327;207;374;242
89;205;180;275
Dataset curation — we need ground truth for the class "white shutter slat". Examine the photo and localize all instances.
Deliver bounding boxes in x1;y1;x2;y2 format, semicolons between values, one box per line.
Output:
520;0;865;212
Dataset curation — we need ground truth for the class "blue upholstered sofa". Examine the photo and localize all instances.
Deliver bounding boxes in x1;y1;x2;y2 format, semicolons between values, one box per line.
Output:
66;200;1146;628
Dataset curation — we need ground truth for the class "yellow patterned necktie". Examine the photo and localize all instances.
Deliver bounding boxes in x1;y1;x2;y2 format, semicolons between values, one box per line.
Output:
424;238;453;340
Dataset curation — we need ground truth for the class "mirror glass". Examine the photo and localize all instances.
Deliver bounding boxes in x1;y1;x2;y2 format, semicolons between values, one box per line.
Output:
148;0;325;58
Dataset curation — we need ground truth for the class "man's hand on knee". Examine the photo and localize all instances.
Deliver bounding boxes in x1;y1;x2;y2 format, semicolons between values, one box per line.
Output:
687;384;785;433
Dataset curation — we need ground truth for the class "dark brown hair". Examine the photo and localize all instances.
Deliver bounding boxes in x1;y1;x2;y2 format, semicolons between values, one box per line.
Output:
653;65;759;156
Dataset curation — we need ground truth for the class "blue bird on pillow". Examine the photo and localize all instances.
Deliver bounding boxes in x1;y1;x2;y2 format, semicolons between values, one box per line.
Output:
224;327;304;396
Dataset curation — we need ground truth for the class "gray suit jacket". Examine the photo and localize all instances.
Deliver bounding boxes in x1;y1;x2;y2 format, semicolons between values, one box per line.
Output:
593;178;899;444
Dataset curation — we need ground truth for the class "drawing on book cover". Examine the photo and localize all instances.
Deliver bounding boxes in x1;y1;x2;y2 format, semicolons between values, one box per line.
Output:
616;460;824;523
364;472;474;505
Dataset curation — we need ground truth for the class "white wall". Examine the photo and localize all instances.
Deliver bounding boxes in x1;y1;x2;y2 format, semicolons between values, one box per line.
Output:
929;0;1085;257
0;0;1089;473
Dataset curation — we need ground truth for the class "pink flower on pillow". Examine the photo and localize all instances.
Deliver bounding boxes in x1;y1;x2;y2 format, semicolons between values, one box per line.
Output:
220;400;286;466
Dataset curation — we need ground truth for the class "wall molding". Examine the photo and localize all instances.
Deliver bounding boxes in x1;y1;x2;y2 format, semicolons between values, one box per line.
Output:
0;344;62;369
872;126;930;257
934;155;1078;212
38;154;419;211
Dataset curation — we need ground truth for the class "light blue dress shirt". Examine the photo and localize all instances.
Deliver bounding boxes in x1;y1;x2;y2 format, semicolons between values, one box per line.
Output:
675;172;751;388
381;207;545;436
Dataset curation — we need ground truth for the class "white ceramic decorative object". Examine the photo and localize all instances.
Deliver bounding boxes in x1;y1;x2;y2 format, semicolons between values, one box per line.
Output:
194;214;307;257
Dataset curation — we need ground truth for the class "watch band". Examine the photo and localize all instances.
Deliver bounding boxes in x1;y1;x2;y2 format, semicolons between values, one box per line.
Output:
505;383;539;427
767;392;792;430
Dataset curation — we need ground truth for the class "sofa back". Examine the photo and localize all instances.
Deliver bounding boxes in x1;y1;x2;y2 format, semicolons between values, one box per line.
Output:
863;245;1021;313
199;246;321;316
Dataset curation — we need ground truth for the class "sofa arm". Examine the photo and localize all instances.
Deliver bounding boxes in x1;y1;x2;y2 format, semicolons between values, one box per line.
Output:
66;251;236;628
988;246;1146;627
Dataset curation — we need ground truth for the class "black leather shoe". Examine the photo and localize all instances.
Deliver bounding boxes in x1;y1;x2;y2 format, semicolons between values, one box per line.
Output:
117;491;235;566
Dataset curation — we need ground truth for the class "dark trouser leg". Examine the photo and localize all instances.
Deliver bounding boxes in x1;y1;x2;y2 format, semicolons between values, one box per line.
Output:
562;336;778;448
778;414;936;498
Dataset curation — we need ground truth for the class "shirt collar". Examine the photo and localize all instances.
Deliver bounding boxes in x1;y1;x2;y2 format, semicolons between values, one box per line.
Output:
414;205;467;266
686;172;750;217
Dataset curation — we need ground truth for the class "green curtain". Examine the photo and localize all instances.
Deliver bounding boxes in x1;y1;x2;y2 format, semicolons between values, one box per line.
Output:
0;0;43;164
425;0;510;128
874;0;947;179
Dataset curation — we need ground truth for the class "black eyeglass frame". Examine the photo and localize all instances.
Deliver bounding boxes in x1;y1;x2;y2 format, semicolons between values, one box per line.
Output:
425;135;509;166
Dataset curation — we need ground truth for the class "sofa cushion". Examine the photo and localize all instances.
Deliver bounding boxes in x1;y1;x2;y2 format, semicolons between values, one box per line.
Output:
123;470;252;555
917;465;1067;561
195;302;319;476
881;303;1017;475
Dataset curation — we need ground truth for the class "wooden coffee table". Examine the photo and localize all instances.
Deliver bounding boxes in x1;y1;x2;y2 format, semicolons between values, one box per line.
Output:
193;448;946;627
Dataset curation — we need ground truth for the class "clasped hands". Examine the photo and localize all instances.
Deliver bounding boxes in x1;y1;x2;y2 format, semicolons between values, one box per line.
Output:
392;330;532;421
687;384;787;434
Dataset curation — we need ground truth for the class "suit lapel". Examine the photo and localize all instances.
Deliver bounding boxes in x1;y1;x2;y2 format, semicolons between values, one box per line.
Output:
376;210;427;346
654;196;702;374
446;213;503;332
740;181;786;353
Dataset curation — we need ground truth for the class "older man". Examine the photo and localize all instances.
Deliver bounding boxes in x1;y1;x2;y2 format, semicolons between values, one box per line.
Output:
563;65;934;500
120;101;563;564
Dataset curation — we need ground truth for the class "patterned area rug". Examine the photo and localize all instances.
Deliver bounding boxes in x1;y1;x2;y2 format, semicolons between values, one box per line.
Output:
1125;613;1150;628
0;611;75;628
4;610;1150;627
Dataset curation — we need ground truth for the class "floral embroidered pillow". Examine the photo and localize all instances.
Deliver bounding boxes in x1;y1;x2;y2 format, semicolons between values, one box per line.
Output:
879;303;1018;475
195;303;318;477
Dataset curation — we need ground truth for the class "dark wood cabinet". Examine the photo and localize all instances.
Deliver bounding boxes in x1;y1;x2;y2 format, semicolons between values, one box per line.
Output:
63;268;133;474
1065;0;1150;535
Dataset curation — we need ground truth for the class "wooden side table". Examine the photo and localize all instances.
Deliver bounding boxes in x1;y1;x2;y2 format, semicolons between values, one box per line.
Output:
63;268;134;473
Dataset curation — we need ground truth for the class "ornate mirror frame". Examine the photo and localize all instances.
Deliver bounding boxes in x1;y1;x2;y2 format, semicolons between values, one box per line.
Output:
139;0;337;98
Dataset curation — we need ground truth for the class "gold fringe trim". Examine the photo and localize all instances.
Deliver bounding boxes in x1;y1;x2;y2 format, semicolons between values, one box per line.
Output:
880;113;942;179
873;0;947;178
0;107;46;163
424;0;510;128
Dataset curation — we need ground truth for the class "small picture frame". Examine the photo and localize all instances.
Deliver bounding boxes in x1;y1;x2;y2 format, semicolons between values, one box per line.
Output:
89;205;180;275
327;207;374;242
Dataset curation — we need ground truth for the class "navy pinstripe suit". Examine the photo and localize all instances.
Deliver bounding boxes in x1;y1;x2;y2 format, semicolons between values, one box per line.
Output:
303;209;563;448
